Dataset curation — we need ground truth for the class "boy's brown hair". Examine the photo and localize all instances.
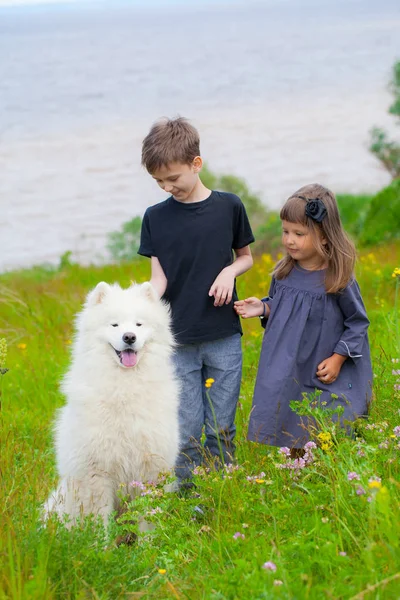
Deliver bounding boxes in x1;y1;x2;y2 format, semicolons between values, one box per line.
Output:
274;183;357;293
141;117;200;173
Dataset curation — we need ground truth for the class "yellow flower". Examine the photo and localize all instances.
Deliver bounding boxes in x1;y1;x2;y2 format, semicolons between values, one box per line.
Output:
0;338;7;368
65;339;72;345
368;480;382;490
255;479;265;484
17;343;27;350
392;267;400;278
205;378;215;388
317;431;332;442
158;569;167;575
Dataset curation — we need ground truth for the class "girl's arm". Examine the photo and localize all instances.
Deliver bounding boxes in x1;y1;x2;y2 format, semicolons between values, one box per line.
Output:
150;256;167;298
209;245;253;307
316;280;370;384
234;297;270;319
333;280;370;360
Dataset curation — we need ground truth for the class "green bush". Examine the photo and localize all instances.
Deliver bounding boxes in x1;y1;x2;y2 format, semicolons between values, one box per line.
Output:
107;215;142;262
369;60;400;179
359;179;400;246
336;193;373;240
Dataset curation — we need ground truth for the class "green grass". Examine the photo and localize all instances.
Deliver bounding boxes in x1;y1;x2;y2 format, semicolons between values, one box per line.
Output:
1;245;400;600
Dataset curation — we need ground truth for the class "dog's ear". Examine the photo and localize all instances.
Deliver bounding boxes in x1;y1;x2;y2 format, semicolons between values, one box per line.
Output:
139;281;158;302
87;282;110;306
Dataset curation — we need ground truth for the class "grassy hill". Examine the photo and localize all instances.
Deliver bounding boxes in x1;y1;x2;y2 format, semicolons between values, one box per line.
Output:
0;243;399;599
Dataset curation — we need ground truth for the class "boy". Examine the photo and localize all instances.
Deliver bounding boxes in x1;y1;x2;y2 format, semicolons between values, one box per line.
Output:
138;117;254;488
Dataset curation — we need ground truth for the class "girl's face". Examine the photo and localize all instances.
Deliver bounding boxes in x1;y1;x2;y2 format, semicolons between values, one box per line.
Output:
282;220;326;269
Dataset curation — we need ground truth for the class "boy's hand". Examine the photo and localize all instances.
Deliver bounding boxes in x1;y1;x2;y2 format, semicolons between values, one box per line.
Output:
316;354;347;384
209;267;235;306
234;297;267;319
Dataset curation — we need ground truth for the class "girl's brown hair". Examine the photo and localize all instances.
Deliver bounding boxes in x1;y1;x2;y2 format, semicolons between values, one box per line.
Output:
274;183;356;293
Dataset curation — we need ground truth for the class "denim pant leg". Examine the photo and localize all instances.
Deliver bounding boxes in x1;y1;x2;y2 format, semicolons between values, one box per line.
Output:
201;333;242;464
173;344;204;483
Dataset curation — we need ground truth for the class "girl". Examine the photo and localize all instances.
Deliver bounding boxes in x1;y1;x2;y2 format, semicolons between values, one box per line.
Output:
234;183;372;450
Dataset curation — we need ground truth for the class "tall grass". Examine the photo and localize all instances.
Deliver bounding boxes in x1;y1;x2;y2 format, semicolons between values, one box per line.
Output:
0;244;400;599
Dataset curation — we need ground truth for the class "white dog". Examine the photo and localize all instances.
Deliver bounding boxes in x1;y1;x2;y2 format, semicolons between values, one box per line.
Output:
44;281;180;527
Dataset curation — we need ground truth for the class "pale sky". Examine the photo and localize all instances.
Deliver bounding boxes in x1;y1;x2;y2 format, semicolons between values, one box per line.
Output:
0;0;86;5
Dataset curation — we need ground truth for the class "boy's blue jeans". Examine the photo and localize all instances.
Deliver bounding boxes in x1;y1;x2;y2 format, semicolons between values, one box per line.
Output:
173;333;242;484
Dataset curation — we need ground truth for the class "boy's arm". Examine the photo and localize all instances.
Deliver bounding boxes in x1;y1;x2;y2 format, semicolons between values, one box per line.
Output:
150;256;167;298
231;245;254;276
209;245;253;307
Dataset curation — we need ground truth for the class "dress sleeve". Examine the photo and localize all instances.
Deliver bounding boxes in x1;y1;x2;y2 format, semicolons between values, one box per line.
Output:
333;280;370;361
137;210;154;258
232;199;255;249
260;277;276;329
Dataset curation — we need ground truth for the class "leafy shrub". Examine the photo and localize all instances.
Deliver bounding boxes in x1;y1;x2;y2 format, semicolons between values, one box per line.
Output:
107;215;142;262
336;193;373;239
359;179;400;246
369;60;400;179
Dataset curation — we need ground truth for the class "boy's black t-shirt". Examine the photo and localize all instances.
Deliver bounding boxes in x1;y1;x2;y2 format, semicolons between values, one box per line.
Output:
138;190;255;345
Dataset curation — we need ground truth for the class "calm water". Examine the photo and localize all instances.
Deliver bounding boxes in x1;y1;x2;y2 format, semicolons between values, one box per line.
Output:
0;0;399;271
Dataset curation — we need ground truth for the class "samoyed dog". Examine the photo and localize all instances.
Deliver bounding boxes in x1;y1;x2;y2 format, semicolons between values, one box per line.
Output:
44;281;180;527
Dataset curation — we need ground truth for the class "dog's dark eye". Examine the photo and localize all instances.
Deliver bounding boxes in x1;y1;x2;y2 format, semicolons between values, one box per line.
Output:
111;323;118;328
136;323;142;327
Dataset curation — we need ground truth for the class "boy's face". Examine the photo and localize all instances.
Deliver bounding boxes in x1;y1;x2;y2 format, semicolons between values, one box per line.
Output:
151;158;202;202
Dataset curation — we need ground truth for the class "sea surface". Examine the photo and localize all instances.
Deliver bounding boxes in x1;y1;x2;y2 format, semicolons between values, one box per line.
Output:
0;0;399;271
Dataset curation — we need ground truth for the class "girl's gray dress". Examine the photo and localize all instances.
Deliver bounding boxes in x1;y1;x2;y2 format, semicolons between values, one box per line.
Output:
248;265;372;448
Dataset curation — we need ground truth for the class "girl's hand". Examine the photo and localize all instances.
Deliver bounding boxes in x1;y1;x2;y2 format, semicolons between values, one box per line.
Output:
234;297;268;319
316;354;347;384
209;267;235;306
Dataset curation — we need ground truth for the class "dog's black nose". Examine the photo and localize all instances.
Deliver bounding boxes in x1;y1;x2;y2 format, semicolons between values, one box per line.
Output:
122;332;136;345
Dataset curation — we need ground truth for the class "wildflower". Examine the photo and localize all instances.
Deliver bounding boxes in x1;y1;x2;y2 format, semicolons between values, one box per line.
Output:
242;523;249;528
255;479;265;484
391;267;400;278
198;525;211;533
246;472;266;481
224;463;240;473
379;441;389;449
17;343;27;350
0;338;8;375
65;339;72;345
279;447;291;456
262;561;277;572
356;486;366;496
158;569;166;575
233;532;245;540
205;378;215;389
393;426;400;437
274;580;283;586
148;507;163;516
304;441;317;450
339;551;347;557
368;477;382;490
130;480;146;490
321;517;329;523
357;449;366;457
0;339;7;366
347;471;360;481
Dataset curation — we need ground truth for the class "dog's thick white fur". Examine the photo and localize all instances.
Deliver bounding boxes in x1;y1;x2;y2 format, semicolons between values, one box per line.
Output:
44;281;180;526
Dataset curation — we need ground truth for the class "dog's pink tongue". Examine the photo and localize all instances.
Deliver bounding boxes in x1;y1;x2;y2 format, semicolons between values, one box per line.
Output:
121;350;137;367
